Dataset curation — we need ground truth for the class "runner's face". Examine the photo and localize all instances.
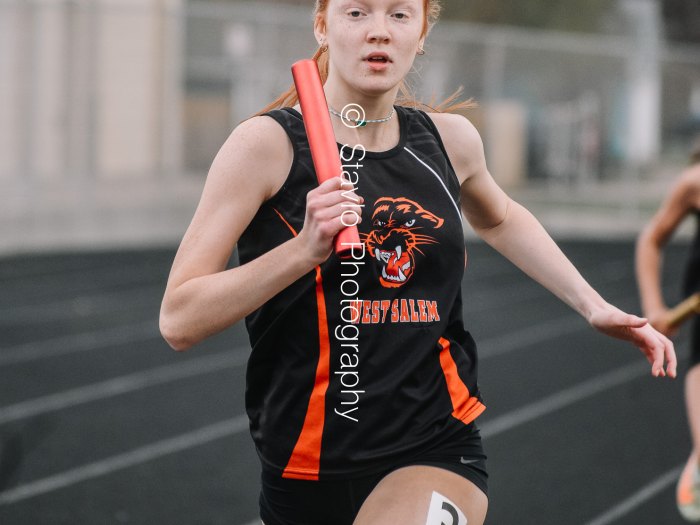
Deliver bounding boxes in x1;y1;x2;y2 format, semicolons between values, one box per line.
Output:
317;0;425;96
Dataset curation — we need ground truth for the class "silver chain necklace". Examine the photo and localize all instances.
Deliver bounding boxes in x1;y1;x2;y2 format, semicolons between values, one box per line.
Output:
328;106;395;127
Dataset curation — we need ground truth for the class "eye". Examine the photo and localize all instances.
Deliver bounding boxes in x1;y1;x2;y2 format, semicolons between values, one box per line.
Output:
393;12;408;20
374;219;387;227
348;9;363;18
403;219;416;227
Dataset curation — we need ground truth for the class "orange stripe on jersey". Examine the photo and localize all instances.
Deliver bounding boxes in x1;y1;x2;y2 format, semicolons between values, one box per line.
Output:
272;207;297;237
282;266;331;480
272;208;331;480
438;337;486;424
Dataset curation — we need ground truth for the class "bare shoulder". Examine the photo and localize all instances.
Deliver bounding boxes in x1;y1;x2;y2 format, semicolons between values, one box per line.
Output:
168;114;294;278
659;164;700;213
677;164;700;196
208;114;293;201
424;112;486;184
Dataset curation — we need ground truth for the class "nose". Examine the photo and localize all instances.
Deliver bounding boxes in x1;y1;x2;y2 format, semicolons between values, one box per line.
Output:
366;15;390;43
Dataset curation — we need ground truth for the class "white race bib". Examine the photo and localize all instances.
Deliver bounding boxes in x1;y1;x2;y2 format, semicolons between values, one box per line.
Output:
425;491;468;525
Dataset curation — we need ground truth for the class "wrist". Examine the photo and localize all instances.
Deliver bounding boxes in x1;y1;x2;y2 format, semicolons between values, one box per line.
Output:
290;233;329;269
568;284;608;324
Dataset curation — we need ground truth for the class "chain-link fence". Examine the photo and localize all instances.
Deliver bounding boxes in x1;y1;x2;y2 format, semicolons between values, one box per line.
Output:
2;0;700;251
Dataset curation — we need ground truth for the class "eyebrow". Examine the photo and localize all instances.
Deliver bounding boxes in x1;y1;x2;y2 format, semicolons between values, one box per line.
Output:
337;0;419;12
394;2;419;12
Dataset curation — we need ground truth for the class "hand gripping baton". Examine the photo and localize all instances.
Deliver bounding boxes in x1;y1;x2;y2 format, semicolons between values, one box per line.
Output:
291;59;361;257
666;292;700;329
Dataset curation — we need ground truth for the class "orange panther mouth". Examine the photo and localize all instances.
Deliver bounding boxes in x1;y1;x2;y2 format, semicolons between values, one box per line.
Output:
375;244;412;286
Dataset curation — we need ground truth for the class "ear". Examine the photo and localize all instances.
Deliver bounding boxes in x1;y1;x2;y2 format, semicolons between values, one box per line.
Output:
314;13;327;46
417;36;426;52
417;209;444;228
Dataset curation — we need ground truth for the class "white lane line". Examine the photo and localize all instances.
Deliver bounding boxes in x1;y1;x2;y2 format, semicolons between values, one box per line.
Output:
0;255;629;365
582;465;683;525
1;260;165;289
465;262;644;354
464;280;553;314
0;349;248;425
0;415;249;506
0;286;162;324
466;250;630;302
465;251;628;282
0;330;681;508
0;320;159;366
476;280;672;361
479;314;584;360
480;359;650;439
0;256;167;284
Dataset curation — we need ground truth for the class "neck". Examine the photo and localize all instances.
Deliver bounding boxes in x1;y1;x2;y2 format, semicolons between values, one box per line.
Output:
323;76;398;123
322;78;400;149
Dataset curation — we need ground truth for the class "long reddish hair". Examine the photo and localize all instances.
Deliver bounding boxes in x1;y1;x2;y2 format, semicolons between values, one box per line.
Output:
255;0;474;116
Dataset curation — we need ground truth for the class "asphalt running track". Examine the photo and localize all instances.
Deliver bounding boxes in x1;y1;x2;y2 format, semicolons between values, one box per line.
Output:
0;240;694;525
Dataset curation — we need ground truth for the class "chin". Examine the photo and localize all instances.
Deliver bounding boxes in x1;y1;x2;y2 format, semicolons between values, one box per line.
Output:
355;77;401;97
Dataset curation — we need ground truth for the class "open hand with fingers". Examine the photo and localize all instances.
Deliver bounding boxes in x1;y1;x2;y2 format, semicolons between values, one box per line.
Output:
588;304;677;378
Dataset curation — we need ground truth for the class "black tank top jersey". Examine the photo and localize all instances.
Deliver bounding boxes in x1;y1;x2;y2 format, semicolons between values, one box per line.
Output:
237;105;485;481
683;211;700;297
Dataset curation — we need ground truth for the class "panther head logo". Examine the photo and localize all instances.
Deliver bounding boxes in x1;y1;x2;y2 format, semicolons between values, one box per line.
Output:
363;197;444;288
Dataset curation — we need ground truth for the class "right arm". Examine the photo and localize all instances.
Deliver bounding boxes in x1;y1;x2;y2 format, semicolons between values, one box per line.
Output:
636;168;700;335
159;116;362;351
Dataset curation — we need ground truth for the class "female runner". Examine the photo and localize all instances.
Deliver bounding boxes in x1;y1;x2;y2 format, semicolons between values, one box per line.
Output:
161;1;676;523
636;138;700;522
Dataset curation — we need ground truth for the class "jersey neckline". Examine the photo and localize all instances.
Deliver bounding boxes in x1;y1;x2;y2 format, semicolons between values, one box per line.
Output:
285;106;407;159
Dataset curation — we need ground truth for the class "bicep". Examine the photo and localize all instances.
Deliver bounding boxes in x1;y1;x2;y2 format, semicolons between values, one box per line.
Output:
459;168;510;231
166;117;292;288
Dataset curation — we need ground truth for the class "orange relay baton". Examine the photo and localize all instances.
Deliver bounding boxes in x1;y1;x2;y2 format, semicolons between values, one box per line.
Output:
291;59;361;257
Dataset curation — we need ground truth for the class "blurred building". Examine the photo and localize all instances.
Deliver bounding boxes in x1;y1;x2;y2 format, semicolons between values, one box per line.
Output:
1;0;188;253
1;0;700;254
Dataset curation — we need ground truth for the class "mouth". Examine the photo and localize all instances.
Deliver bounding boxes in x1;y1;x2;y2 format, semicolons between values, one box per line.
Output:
365;52;391;64
375;245;411;284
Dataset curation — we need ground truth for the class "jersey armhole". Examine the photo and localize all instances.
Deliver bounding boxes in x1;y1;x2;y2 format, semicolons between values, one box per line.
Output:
416;109;461;190
260;109;299;205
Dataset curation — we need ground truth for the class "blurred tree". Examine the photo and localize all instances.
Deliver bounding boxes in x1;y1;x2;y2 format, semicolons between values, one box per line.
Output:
441;0;616;33
220;0;700;42
258;0;612;32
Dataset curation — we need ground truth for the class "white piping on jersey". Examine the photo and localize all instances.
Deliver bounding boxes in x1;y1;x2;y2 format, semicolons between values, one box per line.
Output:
403;146;462;222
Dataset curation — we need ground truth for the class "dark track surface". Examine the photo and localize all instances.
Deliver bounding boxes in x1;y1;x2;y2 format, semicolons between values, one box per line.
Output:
0;240;693;524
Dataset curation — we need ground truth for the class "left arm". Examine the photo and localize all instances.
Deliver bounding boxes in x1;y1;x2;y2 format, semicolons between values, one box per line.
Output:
636;169;699;335
429;112;676;378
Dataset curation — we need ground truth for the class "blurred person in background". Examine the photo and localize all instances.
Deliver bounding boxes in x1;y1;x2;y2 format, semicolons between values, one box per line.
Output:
636;136;700;522
160;0;676;523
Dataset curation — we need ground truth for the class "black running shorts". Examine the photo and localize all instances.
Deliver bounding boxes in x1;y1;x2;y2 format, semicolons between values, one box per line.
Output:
259;422;488;525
